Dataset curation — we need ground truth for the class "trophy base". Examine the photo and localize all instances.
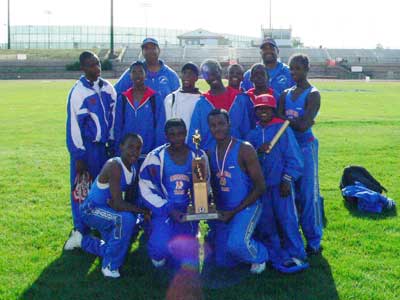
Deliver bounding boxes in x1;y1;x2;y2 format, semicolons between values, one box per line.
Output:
183;212;220;222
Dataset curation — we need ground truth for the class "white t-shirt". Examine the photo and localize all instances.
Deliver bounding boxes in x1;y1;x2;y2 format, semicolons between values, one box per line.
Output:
164;90;201;138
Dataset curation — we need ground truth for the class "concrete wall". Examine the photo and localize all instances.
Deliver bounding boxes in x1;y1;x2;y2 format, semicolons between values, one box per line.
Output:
0;60;120;80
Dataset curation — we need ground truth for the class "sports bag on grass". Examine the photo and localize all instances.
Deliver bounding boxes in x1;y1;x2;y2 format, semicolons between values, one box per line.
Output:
340;165;395;213
340;165;387;194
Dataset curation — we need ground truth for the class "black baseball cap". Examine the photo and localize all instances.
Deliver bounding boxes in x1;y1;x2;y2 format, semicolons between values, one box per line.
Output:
260;37;278;49
181;62;200;76
141;37;159;48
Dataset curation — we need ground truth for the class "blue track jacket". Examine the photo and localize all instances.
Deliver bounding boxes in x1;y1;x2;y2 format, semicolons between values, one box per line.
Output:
342;182;396;213
66;76;116;160
139;144;209;217
114;86;166;155
246;118;303;186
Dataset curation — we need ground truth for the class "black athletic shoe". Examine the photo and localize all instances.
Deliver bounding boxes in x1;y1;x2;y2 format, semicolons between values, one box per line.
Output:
306;245;323;256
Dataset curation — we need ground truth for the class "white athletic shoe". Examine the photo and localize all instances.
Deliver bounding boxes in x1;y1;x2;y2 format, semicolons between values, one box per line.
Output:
101;266;120;278
386;198;396;209
151;258;166;268
250;262;266;274
64;230;82;250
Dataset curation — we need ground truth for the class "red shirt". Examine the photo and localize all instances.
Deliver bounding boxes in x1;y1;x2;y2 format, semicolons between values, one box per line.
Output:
203;86;240;111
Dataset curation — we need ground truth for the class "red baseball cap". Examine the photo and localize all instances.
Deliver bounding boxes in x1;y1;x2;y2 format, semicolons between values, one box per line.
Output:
254;94;277;108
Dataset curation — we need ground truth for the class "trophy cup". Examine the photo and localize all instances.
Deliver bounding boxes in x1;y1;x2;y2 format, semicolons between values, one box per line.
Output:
183;130;219;221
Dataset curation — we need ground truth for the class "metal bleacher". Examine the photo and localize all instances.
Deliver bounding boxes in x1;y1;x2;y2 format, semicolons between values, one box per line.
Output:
119;45;400;79
235;48;260;65
181;46;230;64
122;45;400;66
121;45;142;63
163;47;184;64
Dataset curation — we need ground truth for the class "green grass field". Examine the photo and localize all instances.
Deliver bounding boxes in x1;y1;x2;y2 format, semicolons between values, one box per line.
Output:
0;79;399;300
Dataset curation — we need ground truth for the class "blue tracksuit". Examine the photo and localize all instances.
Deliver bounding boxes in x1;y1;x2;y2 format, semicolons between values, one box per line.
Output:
114;60;180;101
139;144;208;265
66;76;116;232
187;88;251;151
285;86;323;250
79;157;137;271
241;61;294;102
246;119;306;264
114;86;166;156
208;139;268;267
342;182;396;213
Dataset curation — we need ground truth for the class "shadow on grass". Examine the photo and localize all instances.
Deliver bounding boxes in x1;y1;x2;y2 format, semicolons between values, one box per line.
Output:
202;254;339;300
21;235;338;300
343;199;397;220
20;234;172;300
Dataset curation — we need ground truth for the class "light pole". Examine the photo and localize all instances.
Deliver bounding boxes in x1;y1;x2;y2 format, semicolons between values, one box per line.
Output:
28;25;32;49
268;0;272;30
140;2;152;37
7;0;10;49
44;10;52;49
110;0;115;58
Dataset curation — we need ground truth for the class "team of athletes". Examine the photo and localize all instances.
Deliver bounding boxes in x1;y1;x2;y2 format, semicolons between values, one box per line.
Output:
64;37;323;278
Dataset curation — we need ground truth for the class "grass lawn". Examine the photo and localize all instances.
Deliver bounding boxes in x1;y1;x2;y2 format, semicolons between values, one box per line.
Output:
0;79;399;300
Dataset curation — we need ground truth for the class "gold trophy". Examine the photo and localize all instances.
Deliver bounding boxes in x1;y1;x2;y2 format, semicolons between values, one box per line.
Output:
183;130;219;221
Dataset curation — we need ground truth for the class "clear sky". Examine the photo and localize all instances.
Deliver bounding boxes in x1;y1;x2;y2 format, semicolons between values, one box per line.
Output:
0;0;399;48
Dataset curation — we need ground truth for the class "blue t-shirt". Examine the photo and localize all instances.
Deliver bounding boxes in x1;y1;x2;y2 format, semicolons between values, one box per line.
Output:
209;140;253;211
284;86;318;145
162;149;193;208
86;157;135;206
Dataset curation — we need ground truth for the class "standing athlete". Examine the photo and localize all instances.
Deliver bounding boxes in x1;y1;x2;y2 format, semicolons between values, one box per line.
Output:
64;134;149;278
164;62;201;138
207;109;268;274
114;60;166;159
65;51;116;247
246;94;308;273
241;38;294;102
139;119;207;268
245;63;274;128
227;63;245;91
278;54;323;255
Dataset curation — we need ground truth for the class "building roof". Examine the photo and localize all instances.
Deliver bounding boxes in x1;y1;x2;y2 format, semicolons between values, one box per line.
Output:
177;28;225;40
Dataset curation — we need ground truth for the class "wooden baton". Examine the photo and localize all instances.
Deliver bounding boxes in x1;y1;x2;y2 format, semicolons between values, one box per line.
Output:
266;120;291;154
